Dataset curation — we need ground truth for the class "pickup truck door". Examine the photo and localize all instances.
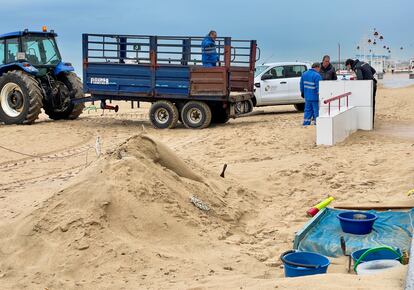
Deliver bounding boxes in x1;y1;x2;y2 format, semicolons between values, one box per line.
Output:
286;64;308;102
260;66;289;103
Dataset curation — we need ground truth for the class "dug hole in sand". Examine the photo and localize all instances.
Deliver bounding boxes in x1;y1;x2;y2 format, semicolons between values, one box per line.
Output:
0;134;408;289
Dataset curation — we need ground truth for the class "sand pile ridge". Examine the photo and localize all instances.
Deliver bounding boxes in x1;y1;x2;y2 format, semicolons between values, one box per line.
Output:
0;134;258;287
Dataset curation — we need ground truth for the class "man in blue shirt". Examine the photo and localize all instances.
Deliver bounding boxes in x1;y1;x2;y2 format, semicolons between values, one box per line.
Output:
201;31;219;67
300;62;322;126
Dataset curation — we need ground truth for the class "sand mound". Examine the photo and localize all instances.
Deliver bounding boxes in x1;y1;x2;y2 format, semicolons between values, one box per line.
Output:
0;134;258;288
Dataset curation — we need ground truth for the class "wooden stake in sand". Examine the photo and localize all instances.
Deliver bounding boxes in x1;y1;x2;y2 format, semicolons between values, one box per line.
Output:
220;164;228;178
95;136;102;157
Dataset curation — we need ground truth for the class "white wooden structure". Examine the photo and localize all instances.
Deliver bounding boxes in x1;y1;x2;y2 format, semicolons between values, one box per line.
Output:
316;81;374;146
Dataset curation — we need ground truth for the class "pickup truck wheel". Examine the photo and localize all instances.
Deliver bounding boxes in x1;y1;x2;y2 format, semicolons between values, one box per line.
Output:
181;101;212;129
43;72;85;120
149;100;179;129
294;103;305;112
211;107;230;124
0;71;42;124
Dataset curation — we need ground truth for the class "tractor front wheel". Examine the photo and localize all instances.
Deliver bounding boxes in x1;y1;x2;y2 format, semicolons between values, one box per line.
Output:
0;70;43;124
294;103;305;112
43;72;85;120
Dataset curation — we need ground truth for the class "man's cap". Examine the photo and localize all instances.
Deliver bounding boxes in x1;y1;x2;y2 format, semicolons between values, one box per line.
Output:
312;62;321;68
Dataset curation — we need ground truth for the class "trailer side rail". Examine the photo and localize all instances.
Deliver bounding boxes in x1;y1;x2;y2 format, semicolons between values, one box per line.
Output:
83;34;257;67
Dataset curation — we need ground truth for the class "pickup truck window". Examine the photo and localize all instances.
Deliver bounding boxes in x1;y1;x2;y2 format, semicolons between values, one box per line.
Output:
266;66;285;79
284;65;307;78
255;65;269;77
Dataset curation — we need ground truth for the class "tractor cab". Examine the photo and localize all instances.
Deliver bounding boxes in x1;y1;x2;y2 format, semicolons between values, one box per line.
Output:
0;27;72;77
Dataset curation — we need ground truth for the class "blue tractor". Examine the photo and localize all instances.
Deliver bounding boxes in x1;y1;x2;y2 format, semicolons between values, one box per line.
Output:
0;27;84;124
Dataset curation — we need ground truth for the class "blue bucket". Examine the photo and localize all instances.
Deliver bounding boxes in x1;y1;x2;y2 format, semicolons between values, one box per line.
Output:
337;211;378;235
280;250;330;277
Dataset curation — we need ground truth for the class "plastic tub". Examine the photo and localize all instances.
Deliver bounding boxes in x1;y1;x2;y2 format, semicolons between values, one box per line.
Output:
337;211;378;235
280;250;330;277
351;247;402;263
356;260;402;275
351;246;402;274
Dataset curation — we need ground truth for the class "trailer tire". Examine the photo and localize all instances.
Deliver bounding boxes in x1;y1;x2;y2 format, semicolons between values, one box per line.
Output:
294;103;305;112
43;72;85;120
181;101;212;129
0;70;43;124
149;100;179;129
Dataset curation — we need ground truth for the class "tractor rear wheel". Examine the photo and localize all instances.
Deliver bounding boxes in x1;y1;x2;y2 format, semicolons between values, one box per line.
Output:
0;70;42;124
43;72;85;120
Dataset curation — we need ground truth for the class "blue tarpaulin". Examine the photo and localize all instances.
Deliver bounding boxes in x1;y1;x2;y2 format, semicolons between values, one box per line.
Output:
296;208;414;257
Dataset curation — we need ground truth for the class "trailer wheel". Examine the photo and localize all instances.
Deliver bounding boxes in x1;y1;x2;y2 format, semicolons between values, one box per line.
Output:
43;72;85;120
149;100;179;129
181;101;212;129
0;70;43;124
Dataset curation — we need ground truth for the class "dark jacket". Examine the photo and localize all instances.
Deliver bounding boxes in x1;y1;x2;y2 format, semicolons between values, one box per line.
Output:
319;63;337;80
352;59;376;81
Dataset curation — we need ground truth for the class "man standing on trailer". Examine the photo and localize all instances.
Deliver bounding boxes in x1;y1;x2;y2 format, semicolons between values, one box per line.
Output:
300;62;322;126
345;58;377;127
201;30;219;67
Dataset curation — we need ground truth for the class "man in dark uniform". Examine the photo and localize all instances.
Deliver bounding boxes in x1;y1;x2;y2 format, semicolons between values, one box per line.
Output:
319;55;337;80
345;58;377;127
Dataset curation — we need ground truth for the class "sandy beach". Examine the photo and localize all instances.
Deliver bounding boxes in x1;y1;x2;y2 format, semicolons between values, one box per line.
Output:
0;83;413;289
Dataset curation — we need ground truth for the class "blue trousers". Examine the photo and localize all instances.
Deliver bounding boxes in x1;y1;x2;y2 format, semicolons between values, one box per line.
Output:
303;100;319;125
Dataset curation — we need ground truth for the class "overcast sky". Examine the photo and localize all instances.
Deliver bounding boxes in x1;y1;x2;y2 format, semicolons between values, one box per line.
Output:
1;0;413;73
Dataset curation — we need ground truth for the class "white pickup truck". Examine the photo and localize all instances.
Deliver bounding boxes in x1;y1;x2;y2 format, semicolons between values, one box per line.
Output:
253;62;310;111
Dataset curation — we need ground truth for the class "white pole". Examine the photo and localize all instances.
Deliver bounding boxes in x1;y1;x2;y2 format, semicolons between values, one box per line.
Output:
338;43;341;70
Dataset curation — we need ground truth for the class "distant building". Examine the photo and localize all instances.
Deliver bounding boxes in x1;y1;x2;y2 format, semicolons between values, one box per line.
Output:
355;54;390;73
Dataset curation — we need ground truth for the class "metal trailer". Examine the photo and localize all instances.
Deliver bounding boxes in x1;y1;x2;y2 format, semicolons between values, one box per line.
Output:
77;33;259;129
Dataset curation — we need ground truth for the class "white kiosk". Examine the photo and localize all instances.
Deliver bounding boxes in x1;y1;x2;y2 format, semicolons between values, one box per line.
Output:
316;81;374;146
